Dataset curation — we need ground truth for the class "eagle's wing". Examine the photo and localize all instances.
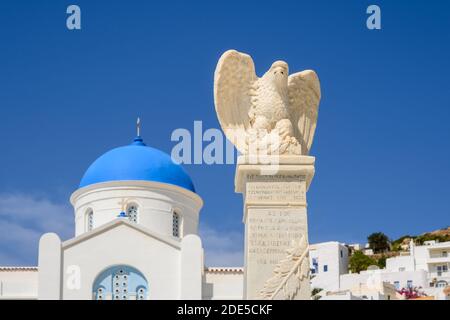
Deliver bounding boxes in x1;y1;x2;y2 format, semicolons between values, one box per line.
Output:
214;50;257;153
288;70;321;155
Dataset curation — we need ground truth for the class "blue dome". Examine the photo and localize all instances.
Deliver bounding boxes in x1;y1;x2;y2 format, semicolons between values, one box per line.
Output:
79;137;195;192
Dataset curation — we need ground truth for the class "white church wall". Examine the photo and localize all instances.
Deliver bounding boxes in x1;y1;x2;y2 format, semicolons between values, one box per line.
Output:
70;181;203;238
60;221;182;299
180;234;203;299
38;233;62;300
0;268;38;299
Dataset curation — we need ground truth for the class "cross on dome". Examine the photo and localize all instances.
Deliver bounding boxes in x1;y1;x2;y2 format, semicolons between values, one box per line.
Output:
136;117;141;137
132;117;146;146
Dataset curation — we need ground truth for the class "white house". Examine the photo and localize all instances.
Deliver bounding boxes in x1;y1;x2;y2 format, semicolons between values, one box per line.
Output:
385;240;450;293
309;242;349;292
0;135;243;300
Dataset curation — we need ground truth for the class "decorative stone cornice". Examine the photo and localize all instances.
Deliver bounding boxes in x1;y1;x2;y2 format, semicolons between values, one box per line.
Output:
0;266;38;272
205;267;244;274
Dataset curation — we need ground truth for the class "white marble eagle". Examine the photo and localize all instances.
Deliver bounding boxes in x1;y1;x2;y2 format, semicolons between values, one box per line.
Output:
214;50;321;155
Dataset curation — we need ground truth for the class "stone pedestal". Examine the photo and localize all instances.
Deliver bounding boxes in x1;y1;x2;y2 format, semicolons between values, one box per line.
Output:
235;155;315;300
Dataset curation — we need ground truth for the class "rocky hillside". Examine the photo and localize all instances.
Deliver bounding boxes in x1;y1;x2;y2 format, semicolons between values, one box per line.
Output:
392;227;450;251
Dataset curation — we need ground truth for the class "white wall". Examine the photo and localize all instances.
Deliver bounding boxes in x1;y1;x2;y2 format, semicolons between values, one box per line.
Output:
38;233;62;299
386;256;415;272
180;235;203;299
0;269;38;299
202;269;243;300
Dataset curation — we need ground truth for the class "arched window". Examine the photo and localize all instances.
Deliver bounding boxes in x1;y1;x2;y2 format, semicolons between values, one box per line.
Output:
172;210;180;238
93;265;148;300
127;203;138;223
86;209;94;231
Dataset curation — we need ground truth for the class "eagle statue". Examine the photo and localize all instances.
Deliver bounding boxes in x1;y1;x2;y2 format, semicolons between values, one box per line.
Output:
214;50;321;156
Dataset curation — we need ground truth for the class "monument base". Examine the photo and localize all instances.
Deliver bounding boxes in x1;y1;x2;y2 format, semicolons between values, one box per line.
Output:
235;155;314;300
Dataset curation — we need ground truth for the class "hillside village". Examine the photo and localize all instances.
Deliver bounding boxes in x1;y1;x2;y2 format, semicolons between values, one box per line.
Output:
310;227;450;300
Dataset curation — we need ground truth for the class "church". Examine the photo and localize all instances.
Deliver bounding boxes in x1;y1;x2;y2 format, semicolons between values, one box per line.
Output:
0;132;243;300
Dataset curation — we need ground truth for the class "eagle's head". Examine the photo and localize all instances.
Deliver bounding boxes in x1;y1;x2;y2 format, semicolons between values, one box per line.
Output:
266;60;289;94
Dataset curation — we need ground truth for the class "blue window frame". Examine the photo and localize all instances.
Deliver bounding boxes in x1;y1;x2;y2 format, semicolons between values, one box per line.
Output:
312;258;319;274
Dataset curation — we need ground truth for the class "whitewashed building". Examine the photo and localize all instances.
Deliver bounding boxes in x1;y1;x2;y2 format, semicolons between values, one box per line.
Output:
0;135;243;300
309;242;349;292
385;240;450;292
331;240;450;300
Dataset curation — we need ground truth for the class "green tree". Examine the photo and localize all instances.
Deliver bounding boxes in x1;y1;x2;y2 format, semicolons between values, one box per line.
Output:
349;251;377;273
367;232;390;253
377;255;387;268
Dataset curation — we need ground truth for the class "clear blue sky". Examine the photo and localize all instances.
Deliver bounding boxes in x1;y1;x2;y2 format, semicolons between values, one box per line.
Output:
0;0;449;266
